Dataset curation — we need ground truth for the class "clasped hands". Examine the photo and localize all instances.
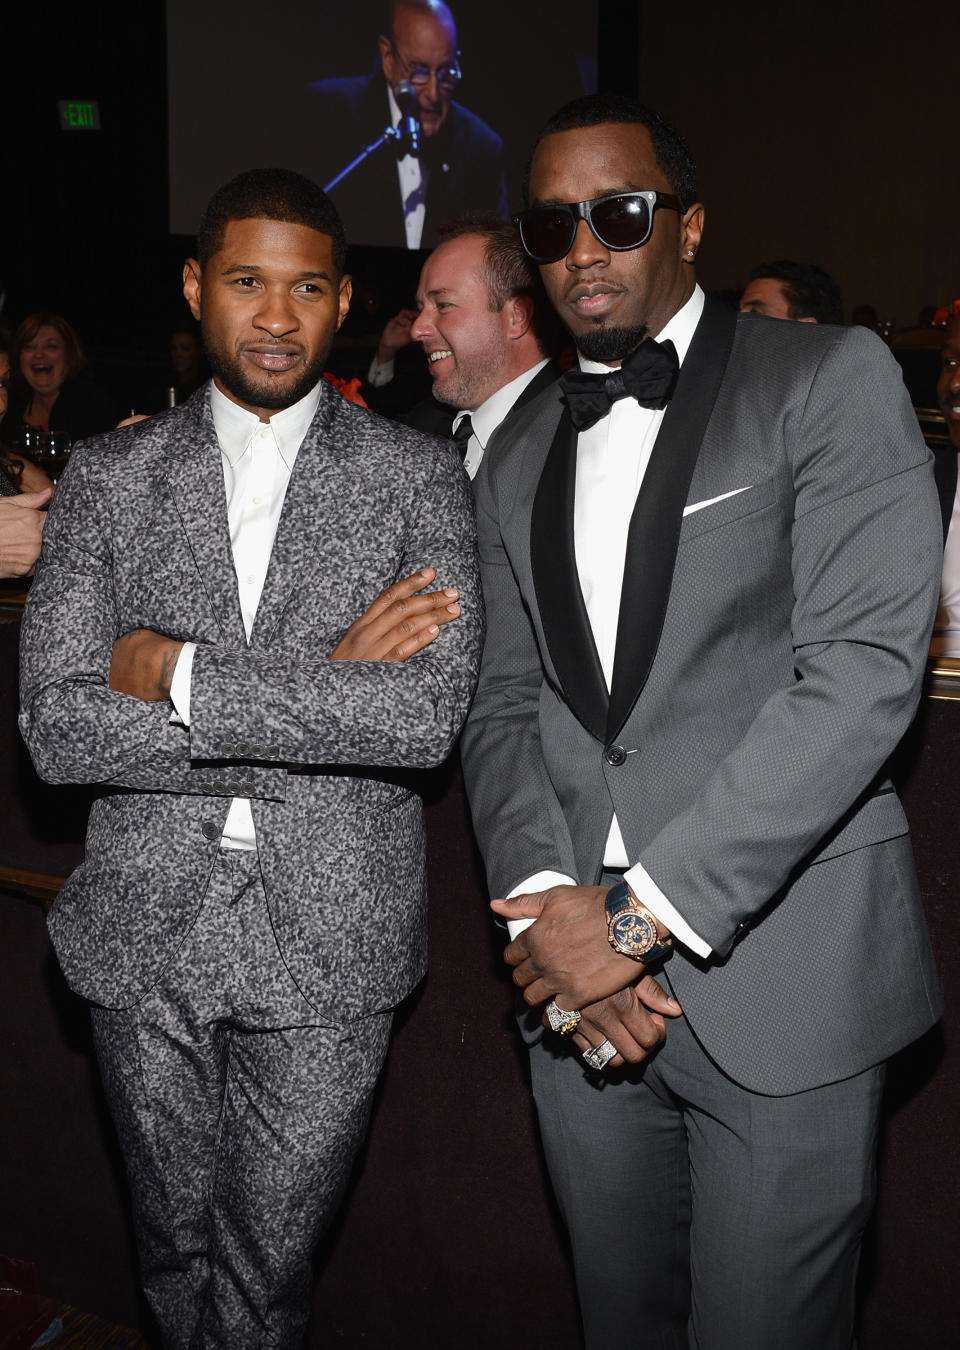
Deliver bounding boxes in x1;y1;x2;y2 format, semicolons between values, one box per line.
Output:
491;884;682;1068
108;567;461;699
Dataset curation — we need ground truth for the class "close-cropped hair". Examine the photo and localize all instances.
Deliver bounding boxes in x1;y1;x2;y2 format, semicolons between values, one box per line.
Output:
523;92;699;211
10;312;87;400
436;214;539;311
750;260;844;325
197;168;347;275
436;214;560;356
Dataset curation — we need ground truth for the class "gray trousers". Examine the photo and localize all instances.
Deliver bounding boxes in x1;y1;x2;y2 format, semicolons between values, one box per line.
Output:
529;1007;884;1350
91;850;391;1350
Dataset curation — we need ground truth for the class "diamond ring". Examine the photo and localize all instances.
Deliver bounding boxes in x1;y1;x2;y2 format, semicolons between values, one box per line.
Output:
582;1039;618;1071
545;1000;582;1036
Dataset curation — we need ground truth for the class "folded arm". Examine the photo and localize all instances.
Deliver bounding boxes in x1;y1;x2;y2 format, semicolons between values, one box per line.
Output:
21;444;482;787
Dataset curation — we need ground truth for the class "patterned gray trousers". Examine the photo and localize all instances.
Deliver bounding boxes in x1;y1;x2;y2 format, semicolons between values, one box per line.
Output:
91;849;392;1349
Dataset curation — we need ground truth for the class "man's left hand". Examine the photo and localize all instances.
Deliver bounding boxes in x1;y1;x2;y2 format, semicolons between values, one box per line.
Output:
110;629;184;700
491;883;671;1011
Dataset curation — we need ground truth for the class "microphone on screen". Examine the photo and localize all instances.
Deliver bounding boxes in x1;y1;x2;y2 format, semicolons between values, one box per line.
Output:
394;80;422;156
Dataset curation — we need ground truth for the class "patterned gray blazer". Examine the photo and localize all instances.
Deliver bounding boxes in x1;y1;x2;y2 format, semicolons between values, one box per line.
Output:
19;380;483;1016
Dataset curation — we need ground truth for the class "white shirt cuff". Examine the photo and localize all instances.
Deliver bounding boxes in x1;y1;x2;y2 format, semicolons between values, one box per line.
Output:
367;355;396;387
623;860;712;958
504;870;576;940
168;641;196;726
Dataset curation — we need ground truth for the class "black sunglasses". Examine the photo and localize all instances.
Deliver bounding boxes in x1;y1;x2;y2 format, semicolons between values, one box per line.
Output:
512;190;682;264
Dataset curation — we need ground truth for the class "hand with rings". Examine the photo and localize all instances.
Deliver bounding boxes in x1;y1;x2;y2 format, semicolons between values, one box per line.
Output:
550;978;683;1070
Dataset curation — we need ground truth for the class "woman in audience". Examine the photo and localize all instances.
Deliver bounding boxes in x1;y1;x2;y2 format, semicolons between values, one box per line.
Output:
168;321;208;404
0;342;53;493
5;312;115;443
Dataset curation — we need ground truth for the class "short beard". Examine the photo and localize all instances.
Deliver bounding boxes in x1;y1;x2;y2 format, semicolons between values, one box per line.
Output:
575;323;649;364
431;354;506;412
203;337;330;412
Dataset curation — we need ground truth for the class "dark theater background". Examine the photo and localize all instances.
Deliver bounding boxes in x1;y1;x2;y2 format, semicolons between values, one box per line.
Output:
2;2;958;1347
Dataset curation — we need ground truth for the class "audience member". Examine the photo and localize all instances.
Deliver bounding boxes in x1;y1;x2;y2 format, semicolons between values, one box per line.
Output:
931;310;960;655
402;215;559;473
18;167;481;1346
851;303;879;330
739;259;844;324
6;313;116;444
461;92;941;1350
0;490;49;576
0;342;54;494
361;304;434;416
0;339;52;575
307;1;507;249
167;321;209;404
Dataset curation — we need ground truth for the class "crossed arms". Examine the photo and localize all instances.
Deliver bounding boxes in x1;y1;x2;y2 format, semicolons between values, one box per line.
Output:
20;441;482;789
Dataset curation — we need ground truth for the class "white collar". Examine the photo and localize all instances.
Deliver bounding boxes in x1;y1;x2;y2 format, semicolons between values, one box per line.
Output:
578;284;705;375
386;81;402;130
209;379;322;472
452;358;551;448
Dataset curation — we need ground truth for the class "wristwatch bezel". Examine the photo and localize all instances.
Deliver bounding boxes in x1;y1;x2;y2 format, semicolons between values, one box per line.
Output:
604;881;673;964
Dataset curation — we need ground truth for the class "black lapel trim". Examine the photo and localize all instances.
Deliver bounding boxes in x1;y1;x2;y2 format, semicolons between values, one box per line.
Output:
933;445;958;546
606;296;739;742
531;409;608;741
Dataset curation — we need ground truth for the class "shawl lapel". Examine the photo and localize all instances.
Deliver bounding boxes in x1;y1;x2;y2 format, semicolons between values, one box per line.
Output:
606;295;738;742
162;391;246;649
530;409;608;741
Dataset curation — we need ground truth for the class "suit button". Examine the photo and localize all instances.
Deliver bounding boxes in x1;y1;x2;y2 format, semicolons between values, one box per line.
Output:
242;779;255;794
235;741;250;756
604;744;627;767
201;820;219;840
266;744;279;758
221;741;234;756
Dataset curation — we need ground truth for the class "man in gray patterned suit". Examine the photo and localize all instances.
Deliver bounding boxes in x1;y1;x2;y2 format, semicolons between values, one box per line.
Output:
460;95;942;1349
19;169;482;1348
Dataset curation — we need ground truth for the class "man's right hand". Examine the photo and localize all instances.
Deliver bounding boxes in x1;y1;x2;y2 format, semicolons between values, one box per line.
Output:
375;308;418;365
566;976;681;1068
330;567;461;662
0;489;52;578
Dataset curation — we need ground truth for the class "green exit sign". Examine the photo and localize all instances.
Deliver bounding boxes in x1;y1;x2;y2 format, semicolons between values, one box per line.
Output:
58;100;101;130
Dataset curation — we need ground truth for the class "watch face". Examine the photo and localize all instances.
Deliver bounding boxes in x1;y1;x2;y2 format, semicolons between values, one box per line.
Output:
610;910;658;958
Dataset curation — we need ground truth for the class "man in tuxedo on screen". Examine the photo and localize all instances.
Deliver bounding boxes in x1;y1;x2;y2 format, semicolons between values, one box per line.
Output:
308;0;507;249
460;93;943;1349
19;167;482;1347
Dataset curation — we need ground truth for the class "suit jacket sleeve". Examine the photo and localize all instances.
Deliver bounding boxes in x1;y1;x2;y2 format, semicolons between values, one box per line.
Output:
460;443;580;894
19;447;205;790
638;327;942;954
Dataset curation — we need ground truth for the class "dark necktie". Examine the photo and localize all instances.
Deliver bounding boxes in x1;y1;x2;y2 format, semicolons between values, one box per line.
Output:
560;337;679;431
452;414;474;461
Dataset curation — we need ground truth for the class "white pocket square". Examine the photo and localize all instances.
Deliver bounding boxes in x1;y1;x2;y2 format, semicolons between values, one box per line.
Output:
683;485;753;517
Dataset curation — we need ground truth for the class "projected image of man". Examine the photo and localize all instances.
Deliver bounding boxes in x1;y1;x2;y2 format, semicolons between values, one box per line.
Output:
309;1;507;249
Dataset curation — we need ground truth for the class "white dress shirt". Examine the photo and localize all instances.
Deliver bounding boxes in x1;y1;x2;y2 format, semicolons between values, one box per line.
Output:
452;359;551;479
508;286;713;958
386;84;427;250
932;457;960;656
169;380;321;849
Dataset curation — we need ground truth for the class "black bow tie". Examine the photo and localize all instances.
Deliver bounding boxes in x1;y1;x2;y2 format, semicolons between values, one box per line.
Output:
560;337;679;431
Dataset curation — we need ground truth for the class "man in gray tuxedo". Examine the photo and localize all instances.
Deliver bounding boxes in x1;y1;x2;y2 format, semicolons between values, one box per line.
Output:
19;168;482;1347
460;94;942;1349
